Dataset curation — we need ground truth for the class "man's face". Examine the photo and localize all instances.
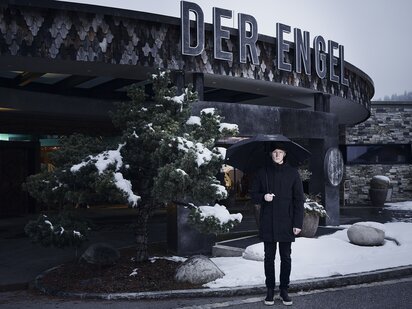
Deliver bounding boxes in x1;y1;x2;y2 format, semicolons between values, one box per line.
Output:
271;149;286;164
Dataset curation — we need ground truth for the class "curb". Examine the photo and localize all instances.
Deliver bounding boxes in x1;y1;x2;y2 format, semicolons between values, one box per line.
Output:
33;264;412;300
0;282;28;293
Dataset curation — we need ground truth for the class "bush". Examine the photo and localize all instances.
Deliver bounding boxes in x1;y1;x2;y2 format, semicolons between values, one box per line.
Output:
24;212;89;248
304;199;327;217
188;204;242;235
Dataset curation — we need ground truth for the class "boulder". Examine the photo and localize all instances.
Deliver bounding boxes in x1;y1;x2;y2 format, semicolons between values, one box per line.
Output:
81;243;120;266
242;242;264;261
175;255;224;284
347;222;385;246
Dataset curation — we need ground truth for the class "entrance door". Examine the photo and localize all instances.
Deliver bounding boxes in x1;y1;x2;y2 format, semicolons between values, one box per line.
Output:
0;141;40;217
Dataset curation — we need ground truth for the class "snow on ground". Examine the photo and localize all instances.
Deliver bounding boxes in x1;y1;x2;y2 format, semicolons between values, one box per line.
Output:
385;201;412;210
205;221;412;288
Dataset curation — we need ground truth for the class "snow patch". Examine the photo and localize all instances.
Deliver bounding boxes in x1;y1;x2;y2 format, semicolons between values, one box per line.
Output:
70;143;124;174
129;268;138;276
211;183;227;199
219;123;238;132
175;137;219;167
201;108;216;115
385;201;412;210
165;93;185;104
214;147;226;159
373;175;390;183
149;256;187;263
44;220;53;230
198;203;242;224
186;116;201;126
69;143;140;207
176;169;188;176
113;172;140;207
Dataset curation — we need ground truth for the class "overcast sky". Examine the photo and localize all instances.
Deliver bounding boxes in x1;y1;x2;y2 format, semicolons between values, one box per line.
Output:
59;0;412;100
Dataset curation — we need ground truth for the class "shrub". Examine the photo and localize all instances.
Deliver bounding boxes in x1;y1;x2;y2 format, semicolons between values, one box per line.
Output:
24;212;89;249
304;199;327;217
188;204;242;235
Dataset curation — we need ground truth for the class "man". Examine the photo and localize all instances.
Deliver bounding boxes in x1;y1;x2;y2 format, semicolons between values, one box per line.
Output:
250;143;304;306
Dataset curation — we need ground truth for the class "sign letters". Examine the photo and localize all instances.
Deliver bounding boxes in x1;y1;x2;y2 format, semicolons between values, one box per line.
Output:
180;1;349;86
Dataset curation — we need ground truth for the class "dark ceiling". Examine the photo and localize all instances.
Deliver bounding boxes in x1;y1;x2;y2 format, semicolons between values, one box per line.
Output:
0;69;272;135
0;70;268;103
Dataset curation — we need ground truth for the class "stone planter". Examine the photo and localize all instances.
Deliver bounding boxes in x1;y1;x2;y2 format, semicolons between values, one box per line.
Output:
369;188;388;207
167;203;216;256
299;212;320;238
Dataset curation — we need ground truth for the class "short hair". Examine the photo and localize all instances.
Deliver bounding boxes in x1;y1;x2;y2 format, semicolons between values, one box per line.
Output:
271;142;287;152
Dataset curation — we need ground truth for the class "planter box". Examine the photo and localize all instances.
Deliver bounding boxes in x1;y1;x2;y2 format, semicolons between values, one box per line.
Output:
167;203;216;256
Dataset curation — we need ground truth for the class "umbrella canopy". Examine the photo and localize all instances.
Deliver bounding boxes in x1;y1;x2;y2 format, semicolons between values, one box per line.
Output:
225;134;311;172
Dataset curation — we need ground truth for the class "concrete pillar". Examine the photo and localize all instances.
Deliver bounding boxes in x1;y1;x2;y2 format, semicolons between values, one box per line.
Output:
312;94;338;225
321;137;341;226
308;139;324;198
314;93;330;112
308;138;340;226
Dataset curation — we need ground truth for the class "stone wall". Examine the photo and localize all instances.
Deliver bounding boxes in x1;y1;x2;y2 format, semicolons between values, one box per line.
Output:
346;102;412;144
344;165;412;205
343;102;412;205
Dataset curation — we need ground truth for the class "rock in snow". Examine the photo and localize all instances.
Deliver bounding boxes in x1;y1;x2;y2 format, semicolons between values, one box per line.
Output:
175;255;224;284
347;222;385;246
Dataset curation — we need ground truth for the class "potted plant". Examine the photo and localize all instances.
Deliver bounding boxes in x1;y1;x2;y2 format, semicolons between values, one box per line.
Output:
296;168;326;238
300;195;327;238
166;201;242;256
369;175;390;207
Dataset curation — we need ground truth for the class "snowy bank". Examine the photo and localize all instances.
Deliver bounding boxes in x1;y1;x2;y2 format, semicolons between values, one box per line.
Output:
204;222;412;288
385;201;412;211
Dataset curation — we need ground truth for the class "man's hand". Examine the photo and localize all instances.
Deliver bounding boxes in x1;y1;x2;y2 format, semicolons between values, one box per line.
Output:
293;228;301;235
264;193;275;202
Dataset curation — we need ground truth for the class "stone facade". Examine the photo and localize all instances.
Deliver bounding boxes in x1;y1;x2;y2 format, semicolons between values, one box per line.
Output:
346;102;412;144
344;164;412;205
343;102;412;205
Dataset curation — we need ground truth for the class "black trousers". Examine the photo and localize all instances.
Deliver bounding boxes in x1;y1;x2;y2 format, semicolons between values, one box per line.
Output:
263;241;292;290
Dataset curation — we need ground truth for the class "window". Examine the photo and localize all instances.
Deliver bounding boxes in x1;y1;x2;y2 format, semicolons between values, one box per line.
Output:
340;144;412;165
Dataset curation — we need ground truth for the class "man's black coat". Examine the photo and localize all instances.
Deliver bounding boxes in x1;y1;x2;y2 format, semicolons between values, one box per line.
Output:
250;162;304;242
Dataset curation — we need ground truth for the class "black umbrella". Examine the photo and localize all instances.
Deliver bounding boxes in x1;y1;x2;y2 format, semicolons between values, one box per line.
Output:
225;134;311;172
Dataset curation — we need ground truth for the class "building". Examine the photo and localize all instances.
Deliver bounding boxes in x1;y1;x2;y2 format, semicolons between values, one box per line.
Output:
0;0;375;225
341;101;412;205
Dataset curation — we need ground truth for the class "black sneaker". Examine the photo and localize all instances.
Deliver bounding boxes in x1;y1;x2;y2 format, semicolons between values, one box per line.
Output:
264;288;275;305
280;289;293;306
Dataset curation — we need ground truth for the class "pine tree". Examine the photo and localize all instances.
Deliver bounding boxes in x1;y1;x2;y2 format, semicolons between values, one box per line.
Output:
24;134;122;210
110;70;239;260
25;70;240;261
24;134;121;249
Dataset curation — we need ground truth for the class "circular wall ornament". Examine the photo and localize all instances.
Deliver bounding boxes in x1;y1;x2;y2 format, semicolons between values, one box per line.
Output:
324;147;344;186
